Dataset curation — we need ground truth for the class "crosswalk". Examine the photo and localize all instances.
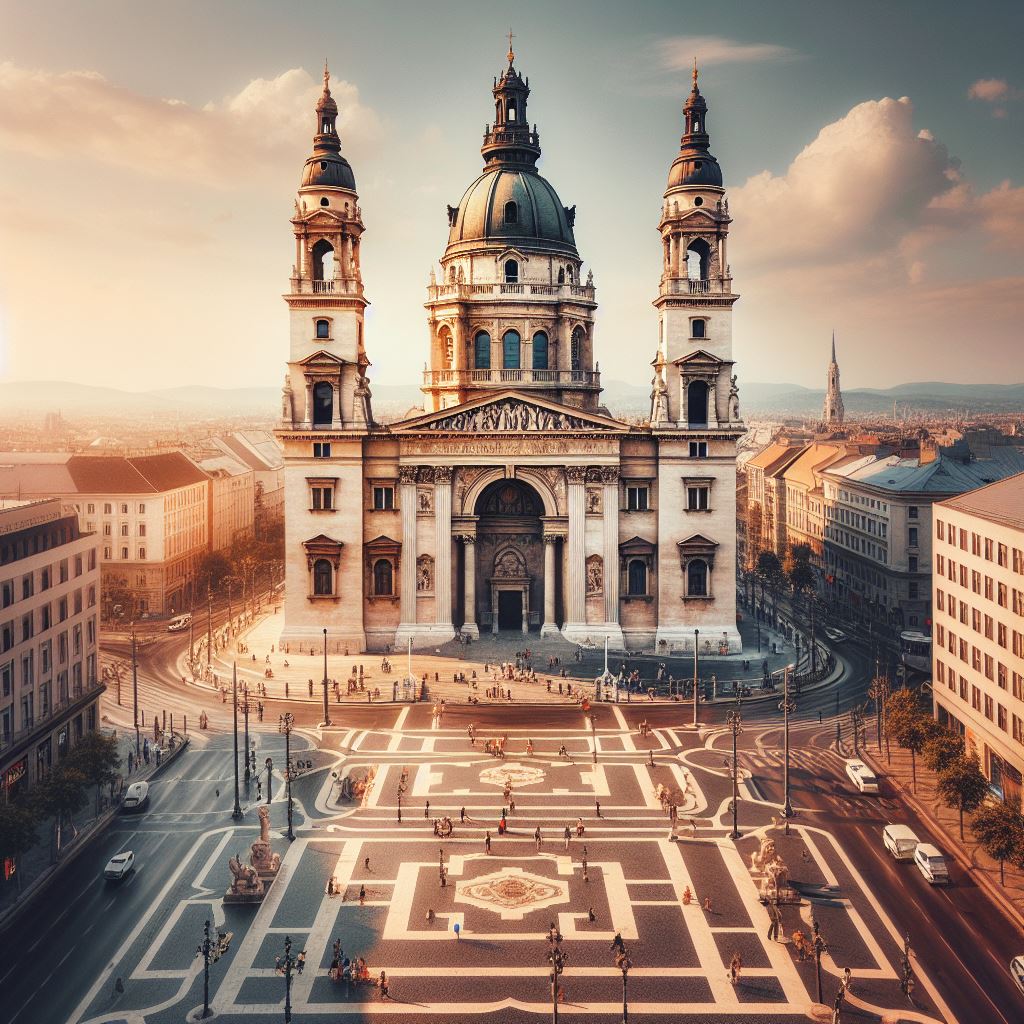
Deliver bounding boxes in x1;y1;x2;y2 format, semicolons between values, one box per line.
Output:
742;746;846;775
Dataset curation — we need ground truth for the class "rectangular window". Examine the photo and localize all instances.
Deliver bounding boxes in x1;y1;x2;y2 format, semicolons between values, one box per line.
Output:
984;694;994;720
909;581;919;600
686;486;709;512
998;622;1007;648
998;705;1008;732
909;555;918;573
908;527;918;547
313;442;331;459
688;441;708;459
138;547;146;560
625;486;649;512
985;538;994;561
138;524;146;538
103;503;112;515
909;505;918;519
138;503;146;514
984;653;994;680
120;523;128;537
121;547;129;560
311;485;335;511
998;543;1008;567
936;519;945;541
1014;716;1023;744
372;486;395;511
998;663;1008;689
985;576;994;600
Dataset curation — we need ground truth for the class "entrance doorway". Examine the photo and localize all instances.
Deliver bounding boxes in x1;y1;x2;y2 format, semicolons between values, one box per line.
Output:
497;591;523;631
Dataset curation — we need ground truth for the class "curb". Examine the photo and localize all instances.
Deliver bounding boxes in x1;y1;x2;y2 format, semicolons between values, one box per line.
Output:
0;735;191;937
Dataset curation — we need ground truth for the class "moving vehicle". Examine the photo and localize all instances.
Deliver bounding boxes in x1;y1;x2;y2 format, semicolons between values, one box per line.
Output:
824;626;847;643
104;850;135;881
121;781;149;812
914;843;951;884
1010;956;1024;996
900;630;932;674
882;823;920;860
167;613;192;632
845;759;880;794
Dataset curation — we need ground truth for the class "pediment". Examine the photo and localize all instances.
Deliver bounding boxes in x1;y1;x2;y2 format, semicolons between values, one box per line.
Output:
677;533;718;551
677;209;719;228
496;246;530;265
391;390;629;434
300;208;346;226
620;535;656;556
671;348;725;367
298;350;346;367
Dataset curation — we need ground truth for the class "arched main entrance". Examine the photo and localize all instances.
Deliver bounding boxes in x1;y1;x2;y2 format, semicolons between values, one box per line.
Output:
471;479;545;634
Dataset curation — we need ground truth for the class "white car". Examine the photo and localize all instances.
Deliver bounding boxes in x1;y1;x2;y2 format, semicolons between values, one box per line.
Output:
845;759;880;794
824;627;847;643
914;843;951;885
121;781;149;813
104;850;135;881
1010;956;1024;995
882;823;920;861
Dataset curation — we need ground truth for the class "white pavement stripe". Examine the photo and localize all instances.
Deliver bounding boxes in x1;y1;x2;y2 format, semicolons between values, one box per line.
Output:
387;709;409;751
613;705;636;750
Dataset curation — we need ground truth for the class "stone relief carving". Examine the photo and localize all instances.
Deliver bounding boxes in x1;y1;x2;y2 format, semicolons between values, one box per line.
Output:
398;466;418;485
728;375;740;421
586;555;603;595
494;550;528;578
600;466;619;484
417;488;433;513
424;399;598;434
586;488;602;514
416;555;434;592
417;466;436;484
433;466;454;484
565;466;587;484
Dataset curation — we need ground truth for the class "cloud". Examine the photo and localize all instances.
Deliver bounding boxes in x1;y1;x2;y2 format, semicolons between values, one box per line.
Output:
968;78;1009;102
0;61;379;186
655;35;796;70
977;180;1024;250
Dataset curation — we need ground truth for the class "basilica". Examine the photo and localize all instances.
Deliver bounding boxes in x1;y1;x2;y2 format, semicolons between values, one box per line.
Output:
278;50;744;655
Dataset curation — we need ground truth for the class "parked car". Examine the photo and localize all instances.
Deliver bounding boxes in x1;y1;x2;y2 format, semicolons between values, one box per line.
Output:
882;823;920;860
845;759;880;794
121;781;149;813
1010;956;1024;995
824;626;847;643
167;613;192;633
104;850;135;881
914;843;951;885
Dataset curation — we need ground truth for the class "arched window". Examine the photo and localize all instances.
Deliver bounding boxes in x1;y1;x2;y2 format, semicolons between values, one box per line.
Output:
504;201;518;225
532;331;548;370
503;330;521;369
373;559;393;596
313;558;333;596
315;319;330;339
313;382;334;426
312;239;334;281
474;331;491;369
686;238;711;280
627;559;648;597
504;259;519;283
508;102;517;122
691;318;706;339
557;267;565;284
687;559;708;597
570;327;584;372
566;266;574;284
687;380;709;427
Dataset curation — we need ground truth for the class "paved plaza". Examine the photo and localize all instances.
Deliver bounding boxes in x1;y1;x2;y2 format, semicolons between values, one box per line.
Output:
60;704;952;1024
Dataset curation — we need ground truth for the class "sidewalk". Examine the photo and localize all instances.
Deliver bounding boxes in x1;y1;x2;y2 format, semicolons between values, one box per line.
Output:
189;608;807;709
862;739;1024;931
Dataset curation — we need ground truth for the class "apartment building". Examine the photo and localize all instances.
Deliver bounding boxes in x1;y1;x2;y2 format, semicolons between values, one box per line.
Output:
932;473;1024;803
743;442;803;569
782;442;848;571
191;452;255;553
208;431;284;538
0;499;103;800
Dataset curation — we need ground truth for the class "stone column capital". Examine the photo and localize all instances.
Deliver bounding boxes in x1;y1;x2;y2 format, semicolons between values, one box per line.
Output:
457;533;476;546
433;466;454;485
398;466;419;485
543;533;560;546
565;466;587;485
600;466;619;484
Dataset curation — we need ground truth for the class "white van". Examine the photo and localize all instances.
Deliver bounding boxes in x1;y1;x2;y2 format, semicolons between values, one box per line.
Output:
882;823;920;861
167;613;192;633
845;759;880;794
122;781;150;812
914;843;951;884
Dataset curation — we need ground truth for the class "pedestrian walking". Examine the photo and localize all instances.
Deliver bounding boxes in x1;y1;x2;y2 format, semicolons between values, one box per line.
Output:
379;970;390;1000
535;826;542;851
359;884;366;906
364;856;371;871
460;806;466;823
509;797;516;814
729;952;741;985
563;825;571;850
595;799;601;817
766;901;781;942
485;831;492;854
703;895;713;913
842;966;852;991
424;800;430;818
588;907;596;922
610;931;625;954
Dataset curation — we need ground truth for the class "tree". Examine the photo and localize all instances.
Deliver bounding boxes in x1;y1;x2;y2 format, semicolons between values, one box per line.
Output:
0;799;39;889
922;729;965;775
936;754;990;840
790;543;813;566
196;551;232;594
756;551;784;627
885;690;935;793
789;560;816;598
32;765;89;859
971;798;1024;885
66;731;122;813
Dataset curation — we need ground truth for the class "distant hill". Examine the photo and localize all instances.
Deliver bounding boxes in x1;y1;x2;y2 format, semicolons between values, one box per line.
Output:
0;378;1020;424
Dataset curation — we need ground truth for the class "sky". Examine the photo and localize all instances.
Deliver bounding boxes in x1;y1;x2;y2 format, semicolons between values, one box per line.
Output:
0;0;1021;394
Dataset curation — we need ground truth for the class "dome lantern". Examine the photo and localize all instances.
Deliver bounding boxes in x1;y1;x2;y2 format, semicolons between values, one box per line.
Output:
299;61;356;192
666;60;724;190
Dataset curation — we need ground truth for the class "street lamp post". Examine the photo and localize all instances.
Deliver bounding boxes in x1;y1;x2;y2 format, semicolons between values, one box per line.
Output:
130;625;140;760
780;666;795;832
206;585;213;668
194;918;231;1019
279;713;295;840
265;757;273;804
547;941;566;1024
726;696;743;839
238;684;253;784
321;628;331;727
616;948;633;1024
276;935;297;1024
231;663;242;820
812;916;826;1004
692;628;700;728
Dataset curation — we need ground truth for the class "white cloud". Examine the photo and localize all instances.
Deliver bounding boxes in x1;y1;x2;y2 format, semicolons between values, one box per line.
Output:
0;61;379;186
968;78;1009;102
655;35;796;70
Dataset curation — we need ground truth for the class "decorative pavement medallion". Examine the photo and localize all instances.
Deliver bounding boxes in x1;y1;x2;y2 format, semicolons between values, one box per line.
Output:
479;762;546;788
456;866;570;920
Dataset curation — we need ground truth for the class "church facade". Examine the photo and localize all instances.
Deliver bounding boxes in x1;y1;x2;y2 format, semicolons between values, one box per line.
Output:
278;54;744;655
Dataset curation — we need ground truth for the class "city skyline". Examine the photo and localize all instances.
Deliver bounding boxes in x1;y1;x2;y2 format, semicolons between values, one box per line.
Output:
0;0;1021;394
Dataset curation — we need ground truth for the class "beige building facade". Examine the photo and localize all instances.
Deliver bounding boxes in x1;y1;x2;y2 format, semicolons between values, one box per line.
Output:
932;474;1024;804
278;58;743;655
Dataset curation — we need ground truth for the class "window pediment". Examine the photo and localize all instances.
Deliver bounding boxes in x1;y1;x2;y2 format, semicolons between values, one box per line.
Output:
672;349;726;367
620;536;656;557
677;534;718;557
302;534;343;570
298;350;346;368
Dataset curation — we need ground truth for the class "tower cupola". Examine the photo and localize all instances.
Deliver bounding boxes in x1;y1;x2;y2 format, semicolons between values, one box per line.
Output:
667;62;723;189
301;63;356;191
481;34;541;170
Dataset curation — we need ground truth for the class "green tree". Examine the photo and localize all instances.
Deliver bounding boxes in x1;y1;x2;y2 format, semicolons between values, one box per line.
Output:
756;551;784;626
0;799;40;889
790;543;813;566
936;754;990;840
66;731;122;813
971;797;1024;885
922;729;965;775
33;765;89;859
885;690;935;793
196;551;232;593
789;560;816;598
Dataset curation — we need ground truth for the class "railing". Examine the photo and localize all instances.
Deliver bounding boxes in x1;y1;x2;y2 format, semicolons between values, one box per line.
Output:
658;278;732;296
423;368;601;388
427;282;596;302
291;279;363;296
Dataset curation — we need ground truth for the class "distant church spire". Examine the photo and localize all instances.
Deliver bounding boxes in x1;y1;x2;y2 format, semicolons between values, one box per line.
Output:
823;332;844;428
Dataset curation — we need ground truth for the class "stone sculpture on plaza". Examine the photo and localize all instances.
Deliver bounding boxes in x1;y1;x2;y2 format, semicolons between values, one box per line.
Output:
750;835;791;901
226;853;263;901
250;805;282;878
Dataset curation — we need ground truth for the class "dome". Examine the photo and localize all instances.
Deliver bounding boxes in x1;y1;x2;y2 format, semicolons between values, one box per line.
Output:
446;168;578;257
301;152;356;191
667;152;723;189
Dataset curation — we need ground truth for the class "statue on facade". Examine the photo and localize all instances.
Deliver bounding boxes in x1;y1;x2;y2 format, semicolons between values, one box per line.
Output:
281;375;293;424
417;556;433;592
650;373;669;426
586;269;593;287
728;375;740;421
587;489;601;514
586;557;603;595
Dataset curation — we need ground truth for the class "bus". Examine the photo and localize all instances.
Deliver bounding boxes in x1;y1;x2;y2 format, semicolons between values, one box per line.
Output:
900;630;931;675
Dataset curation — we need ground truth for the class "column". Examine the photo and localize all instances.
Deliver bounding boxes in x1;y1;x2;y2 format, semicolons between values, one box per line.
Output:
303;382;313;428
397;467;418;634
433;467;454;634
541;534;558;636
565;466;587;635
331;382;343;429
461;535;478;637
602;468;620;625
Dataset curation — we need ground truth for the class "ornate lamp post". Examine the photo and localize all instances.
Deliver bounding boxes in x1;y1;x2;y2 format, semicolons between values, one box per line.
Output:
779;666;795;832
812;916;827;1004
726;696;743;839
276;935;297;1023
547;940;567;1024
278;713;295;840
130;624;141;759
231;663;242;820
692;628;700;727
194;919;231;1019
321;627;331;726
616;948;633;1024
206;584;213;668
236;684;257;784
